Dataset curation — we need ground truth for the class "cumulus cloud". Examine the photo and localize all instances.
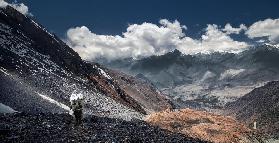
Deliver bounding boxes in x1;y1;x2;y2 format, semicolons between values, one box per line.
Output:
0;0;30;15
176;24;248;54
246;18;279;43
11;3;29;15
222;23;247;34
67;19;187;60
0;0;8;7
66;19;249;61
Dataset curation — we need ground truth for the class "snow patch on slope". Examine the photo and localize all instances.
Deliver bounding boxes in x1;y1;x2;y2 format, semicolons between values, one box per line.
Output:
219;69;245;80
37;92;71;113
264;43;279;48
201;71;216;82
31;20;41;29
0;66;11;76
98;68;112;80
0;103;17;113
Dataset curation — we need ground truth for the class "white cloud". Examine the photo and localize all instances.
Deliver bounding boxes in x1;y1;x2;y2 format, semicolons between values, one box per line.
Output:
0;0;30;15
222;23;247;34
0;0;8;7
177;24;248;54
67;19;186;60
246;18;279;43
11;3;29;15
66;20;249;61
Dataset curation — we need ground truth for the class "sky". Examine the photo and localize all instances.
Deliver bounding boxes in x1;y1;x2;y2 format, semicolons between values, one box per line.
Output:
3;0;279;60
9;0;279;37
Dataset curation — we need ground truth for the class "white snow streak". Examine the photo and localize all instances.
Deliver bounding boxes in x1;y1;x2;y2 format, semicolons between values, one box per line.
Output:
0;103;17;113
98;68;112;80
37;92;71;113
0;67;11;76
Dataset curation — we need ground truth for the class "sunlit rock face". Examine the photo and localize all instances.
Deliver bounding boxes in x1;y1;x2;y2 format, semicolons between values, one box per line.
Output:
146;108;253;143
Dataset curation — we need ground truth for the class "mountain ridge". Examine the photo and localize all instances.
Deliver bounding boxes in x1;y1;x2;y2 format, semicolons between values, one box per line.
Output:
99;43;279;109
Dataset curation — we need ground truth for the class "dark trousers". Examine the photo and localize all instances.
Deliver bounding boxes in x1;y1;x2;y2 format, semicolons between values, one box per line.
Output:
73;110;82;125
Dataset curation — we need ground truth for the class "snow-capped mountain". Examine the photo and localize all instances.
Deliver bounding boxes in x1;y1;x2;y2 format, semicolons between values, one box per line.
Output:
0;5;172;120
99;44;279;109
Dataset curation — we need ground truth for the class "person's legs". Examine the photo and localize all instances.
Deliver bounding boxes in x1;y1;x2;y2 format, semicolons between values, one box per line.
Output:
74;111;79;126
74;110;82;125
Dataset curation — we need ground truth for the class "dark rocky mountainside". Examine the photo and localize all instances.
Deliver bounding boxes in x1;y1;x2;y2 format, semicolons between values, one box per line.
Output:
225;81;279;138
0;5;172;119
0;113;206;143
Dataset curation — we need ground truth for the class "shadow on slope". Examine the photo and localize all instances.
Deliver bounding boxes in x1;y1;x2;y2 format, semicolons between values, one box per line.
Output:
0;112;207;143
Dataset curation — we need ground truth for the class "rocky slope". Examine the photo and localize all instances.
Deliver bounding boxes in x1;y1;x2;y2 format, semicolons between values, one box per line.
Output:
0;112;206;143
107;67;174;113
0;5;172;120
225;81;279;138
0;4;212;142
145;109;258;143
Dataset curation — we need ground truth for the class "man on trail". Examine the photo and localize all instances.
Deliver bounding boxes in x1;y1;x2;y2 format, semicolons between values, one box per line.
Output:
70;92;84;126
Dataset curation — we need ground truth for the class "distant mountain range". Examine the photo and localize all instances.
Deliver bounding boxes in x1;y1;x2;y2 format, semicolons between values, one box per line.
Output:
99;44;279;109
98;36;279;140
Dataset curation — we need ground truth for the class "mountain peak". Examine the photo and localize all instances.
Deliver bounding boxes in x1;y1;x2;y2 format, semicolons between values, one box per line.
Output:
262;43;279;49
162;49;182;57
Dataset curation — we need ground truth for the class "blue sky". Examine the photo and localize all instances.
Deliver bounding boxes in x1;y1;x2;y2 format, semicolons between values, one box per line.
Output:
4;0;279;60
9;0;279;37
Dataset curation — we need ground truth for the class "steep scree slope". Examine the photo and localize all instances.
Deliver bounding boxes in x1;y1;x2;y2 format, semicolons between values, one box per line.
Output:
0;5;172;119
